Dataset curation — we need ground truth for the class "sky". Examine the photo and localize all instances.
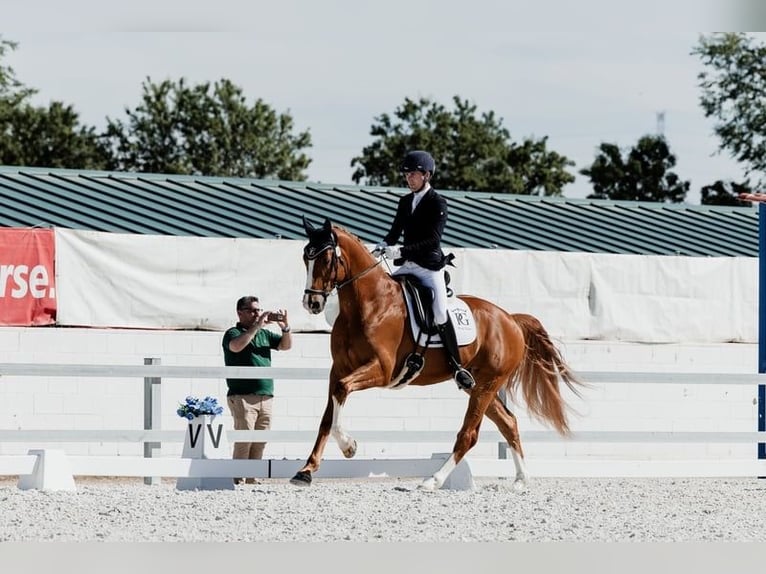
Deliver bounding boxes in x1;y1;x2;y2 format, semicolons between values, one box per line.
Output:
1;0;761;204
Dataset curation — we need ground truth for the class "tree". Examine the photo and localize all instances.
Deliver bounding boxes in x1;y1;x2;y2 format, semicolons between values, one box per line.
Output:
699;180;752;206
693;33;766;187
0;101;109;169
103;77;312;179
351;96;575;195
580;135;690;202
0;37;31;104
0;36;108;169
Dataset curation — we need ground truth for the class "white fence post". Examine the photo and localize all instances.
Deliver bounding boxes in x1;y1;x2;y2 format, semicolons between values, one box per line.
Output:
143;357;162;485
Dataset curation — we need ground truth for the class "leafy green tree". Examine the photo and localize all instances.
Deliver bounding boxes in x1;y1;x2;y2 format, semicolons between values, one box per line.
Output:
351;96;574;195
580;135;690;202
0;36;108;169
699;180;752;206
0;101;109;169
104;77;312;179
0;37;30;104
693;33;766;187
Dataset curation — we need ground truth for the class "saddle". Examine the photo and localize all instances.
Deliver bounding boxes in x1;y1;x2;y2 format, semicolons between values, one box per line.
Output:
396;272;452;335
394;273;476;347
389;273;476;389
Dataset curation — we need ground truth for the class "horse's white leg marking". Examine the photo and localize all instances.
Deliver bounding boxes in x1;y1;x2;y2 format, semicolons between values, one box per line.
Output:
418;454;458;491
330;396;356;458
510;447;529;491
302;260;316;311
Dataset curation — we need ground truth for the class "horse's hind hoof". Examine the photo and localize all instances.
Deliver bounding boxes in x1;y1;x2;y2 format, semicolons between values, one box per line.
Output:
289;470;312;486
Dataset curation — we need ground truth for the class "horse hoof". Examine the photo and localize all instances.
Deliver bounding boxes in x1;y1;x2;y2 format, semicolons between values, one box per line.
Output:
512;478;528;492
289;471;312;486
342;440;357;459
418;477;438;491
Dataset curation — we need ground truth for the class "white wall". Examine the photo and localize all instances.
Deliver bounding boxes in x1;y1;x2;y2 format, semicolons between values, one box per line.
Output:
0;327;759;463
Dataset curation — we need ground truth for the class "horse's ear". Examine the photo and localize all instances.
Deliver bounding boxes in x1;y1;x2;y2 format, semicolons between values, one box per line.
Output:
302;215;315;236
322;218;332;232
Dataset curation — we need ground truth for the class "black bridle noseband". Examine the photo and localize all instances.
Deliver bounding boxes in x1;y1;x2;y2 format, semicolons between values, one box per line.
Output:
303;234;381;300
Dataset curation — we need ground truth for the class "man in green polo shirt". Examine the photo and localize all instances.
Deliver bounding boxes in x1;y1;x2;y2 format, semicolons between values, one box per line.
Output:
222;295;292;484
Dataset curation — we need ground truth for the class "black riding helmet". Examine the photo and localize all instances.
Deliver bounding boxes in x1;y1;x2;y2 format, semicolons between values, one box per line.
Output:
400;150;435;176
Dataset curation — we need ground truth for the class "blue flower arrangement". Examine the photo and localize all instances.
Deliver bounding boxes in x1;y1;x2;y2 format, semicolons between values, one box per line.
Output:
176;395;224;420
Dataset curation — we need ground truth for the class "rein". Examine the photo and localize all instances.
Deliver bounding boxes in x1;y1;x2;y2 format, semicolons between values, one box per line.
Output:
336;258;382;290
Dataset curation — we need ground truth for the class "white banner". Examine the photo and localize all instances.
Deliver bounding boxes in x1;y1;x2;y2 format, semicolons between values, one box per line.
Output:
450;248;593;340
55;229;327;331
587;253;757;343
54;228;758;343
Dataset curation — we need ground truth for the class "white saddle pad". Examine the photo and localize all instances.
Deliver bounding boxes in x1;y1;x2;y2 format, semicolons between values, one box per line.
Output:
403;290;477;348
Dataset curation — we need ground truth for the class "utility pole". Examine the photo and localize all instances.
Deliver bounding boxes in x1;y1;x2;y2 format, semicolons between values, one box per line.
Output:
656;111;665;136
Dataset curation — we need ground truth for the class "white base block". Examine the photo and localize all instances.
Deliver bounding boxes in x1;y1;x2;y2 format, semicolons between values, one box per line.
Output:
17;449;76;491
431;453;475;491
441;460;475;490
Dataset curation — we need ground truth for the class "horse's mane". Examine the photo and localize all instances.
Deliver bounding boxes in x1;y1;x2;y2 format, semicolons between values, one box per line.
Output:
331;224;379;268
332;225;368;250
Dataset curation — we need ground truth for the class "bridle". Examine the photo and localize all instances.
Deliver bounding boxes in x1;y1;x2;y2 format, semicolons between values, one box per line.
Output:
303;233;382;300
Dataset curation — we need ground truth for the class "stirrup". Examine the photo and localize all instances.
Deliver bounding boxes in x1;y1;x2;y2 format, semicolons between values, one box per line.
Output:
454;367;475;391
392;352;425;388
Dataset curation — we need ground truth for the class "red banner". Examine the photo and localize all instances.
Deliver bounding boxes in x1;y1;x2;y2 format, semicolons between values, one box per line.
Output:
0;228;56;326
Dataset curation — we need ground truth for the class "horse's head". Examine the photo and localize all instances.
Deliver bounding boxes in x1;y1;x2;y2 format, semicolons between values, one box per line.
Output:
301;216;339;314
301;216;382;315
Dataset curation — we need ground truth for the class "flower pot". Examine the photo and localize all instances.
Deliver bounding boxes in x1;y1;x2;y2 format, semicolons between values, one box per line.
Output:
176;414;234;491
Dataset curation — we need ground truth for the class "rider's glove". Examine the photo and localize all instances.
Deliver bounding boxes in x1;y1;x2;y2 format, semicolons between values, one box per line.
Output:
383;245;401;260
372;241;387;255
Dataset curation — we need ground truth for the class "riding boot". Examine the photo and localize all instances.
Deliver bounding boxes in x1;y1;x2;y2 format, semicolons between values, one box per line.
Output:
436;319;475;391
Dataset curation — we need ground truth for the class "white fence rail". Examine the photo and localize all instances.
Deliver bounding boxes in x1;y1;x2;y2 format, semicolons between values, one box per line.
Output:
1;361;765;445
3;362;766;383
1;362;765;485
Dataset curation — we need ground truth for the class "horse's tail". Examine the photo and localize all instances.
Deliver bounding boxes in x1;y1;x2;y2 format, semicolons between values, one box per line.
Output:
507;313;584;436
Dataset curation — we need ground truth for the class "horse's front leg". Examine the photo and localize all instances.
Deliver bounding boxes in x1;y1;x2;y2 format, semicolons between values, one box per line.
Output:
290;359;388;486
330;395;356;458
330;358;393;457
290;392;335;486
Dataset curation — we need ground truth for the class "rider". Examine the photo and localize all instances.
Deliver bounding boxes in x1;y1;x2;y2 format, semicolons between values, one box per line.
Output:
374;150;475;391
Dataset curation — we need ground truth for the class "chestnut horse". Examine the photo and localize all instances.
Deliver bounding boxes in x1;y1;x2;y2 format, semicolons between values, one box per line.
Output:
291;217;583;490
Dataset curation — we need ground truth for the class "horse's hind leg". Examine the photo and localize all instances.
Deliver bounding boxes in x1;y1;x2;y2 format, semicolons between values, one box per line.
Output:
484;394;529;491
419;381;499;491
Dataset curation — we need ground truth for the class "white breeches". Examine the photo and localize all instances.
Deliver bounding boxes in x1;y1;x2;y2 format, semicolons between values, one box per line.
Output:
393;261;448;324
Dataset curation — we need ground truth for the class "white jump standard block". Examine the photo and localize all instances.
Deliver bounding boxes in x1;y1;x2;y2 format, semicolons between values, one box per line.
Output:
431;452;475;491
17;449;77;491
